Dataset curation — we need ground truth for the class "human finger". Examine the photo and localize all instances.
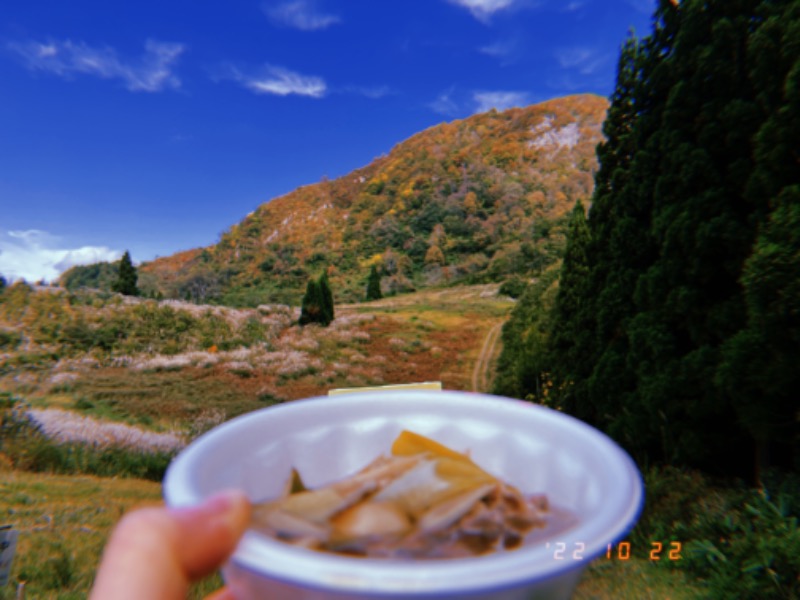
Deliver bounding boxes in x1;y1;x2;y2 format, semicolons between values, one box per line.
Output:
90;490;251;600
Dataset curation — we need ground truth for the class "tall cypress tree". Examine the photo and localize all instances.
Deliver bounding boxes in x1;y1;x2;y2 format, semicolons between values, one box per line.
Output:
623;0;772;472
493;265;560;402
718;0;800;478
550;32;657;434
550;0;799;478
299;279;323;326
299;271;335;326
548;200;592;414
319;270;334;325
112;251;139;296
366;265;382;301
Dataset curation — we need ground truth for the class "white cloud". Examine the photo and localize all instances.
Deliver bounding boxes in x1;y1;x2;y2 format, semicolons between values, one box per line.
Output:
625;0;657;14
563;1;588;11
0;230;122;283
555;46;608;75
429;89;461;116
238;65;327;98
263;0;341;31
7;38;185;92
473;91;529;113
446;0;518;22
479;37;522;65
342;84;392;99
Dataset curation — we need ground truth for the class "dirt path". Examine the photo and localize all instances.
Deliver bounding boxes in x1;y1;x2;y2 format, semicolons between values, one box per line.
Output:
472;321;504;392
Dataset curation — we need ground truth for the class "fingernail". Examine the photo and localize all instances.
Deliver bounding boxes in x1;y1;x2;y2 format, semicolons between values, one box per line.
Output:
204;489;251;532
178;490;250;531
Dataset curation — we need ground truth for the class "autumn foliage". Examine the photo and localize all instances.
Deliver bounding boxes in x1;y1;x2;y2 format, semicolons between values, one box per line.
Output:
139;94;607;306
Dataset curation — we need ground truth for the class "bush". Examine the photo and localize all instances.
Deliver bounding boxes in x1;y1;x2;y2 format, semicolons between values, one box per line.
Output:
498;276;527;299
684;492;800;599
629;466;800;599
0;329;22;349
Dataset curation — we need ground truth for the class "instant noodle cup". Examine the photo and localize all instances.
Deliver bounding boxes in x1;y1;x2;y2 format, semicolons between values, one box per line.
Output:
163;390;643;599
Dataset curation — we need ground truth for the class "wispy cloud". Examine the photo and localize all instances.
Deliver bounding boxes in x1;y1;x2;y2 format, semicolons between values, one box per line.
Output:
7;38;185;92
342;84;392;99
219;64;327;98
563;1;588;11
263;0;341;31
473;91;529;113
479;37;523;65
446;0;518;23
0;230;122;283
555;46;608;75
624;0;657;14
429;89;461;116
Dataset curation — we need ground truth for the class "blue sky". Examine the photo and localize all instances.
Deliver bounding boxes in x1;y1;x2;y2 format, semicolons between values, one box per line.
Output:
0;0;655;282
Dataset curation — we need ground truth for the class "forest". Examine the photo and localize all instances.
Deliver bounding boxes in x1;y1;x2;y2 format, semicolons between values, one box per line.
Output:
495;0;799;595
497;0;798;480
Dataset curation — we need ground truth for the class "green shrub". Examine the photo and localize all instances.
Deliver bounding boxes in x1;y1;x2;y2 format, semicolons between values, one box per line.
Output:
0;329;22;349
630;466;800;599
684;492;800;599
498;276;527;299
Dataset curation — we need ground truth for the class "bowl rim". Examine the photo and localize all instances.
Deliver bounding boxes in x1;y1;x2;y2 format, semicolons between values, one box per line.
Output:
164;390;643;596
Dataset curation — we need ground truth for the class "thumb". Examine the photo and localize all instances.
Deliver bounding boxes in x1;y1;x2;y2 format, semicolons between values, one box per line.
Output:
91;490;252;600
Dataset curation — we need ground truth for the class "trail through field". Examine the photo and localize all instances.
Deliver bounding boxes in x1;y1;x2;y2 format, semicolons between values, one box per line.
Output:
472;321;504;392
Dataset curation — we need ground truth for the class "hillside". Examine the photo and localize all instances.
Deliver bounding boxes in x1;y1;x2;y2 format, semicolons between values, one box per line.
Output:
138;94;608;306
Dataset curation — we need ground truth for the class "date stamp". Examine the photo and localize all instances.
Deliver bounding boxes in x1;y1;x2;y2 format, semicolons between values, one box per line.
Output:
544;541;682;561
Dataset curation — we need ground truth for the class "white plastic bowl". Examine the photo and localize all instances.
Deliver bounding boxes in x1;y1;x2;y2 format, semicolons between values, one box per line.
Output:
163;391;643;599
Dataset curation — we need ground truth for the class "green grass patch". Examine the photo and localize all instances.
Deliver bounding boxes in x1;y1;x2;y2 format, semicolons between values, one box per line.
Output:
0;470;225;599
68;369;269;428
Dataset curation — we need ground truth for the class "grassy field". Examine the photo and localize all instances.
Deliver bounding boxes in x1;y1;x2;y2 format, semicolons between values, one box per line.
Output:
0;470;231;599
1;285;514;441
0;284;713;598
0;469;705;599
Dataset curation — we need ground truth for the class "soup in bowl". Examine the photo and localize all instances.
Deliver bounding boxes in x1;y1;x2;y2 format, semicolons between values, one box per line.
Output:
163;390;643;599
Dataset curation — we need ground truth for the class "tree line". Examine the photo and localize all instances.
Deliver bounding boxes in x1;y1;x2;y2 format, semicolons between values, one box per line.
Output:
495;0;799;482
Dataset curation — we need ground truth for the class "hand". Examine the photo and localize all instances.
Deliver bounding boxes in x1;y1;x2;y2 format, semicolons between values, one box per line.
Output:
90;490;252;600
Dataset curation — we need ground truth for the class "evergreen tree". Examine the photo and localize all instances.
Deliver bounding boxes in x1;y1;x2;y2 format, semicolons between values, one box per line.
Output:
319;270;334;325
718;0;800;478
493;264;560;402
548;0;799;478
366;265;382;301
299;271;335;326
112;251;139;296
548;33;656;434
620;0;785;473
299;279;324;326
547;200;593;415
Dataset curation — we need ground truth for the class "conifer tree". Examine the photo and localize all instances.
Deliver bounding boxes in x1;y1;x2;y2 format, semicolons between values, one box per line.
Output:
299;271;335;326
112;251;139;296
718;0;800;478
319;270;334;325
299;279;323;326
547;0;799;478
547;200;592;415
492;266;559;402
366;265;382;301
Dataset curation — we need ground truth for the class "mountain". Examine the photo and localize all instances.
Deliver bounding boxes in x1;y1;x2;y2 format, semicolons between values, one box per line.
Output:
139;94;608;306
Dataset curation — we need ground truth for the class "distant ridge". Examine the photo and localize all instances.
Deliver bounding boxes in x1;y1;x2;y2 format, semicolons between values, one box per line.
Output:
140;94;608;306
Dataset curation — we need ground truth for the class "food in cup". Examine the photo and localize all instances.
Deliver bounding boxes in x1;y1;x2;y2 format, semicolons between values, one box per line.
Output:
252;430;567;558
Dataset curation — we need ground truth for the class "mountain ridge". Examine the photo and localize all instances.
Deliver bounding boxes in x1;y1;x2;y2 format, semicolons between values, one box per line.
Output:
135;93;609;305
